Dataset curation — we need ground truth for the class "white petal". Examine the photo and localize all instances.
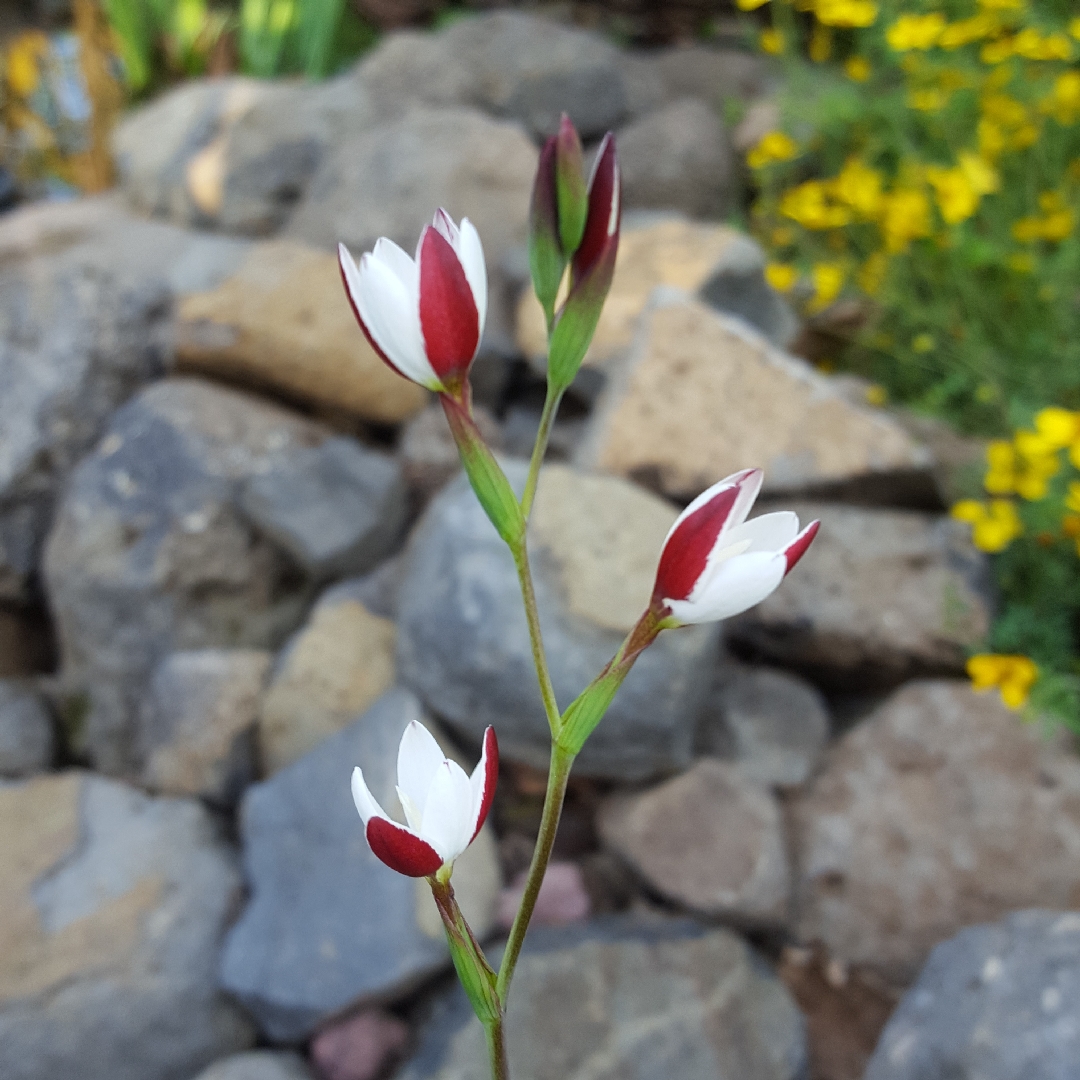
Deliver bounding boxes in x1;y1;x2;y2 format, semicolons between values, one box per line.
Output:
396;786;424;831
371;236;418;294
351;766;390;825
468;728;495;840
355;252;441;389
722;511;800;555
396;719;447;819
420;759;475;863
457;218;488;340
431;207;460;245
661;469;763;550
666;551;785;624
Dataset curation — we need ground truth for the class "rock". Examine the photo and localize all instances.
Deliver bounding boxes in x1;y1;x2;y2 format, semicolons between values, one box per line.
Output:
399;400;503;505
239;437;406;582
140;649;271;805
496;861;592;930
698;666;831;788
397;462;720;780
193;1051;314;1080
575;294;934;502
0;772;254;1080
220;689;501;1042
310;1009;410;1080
734;99;782;154
112;77;271;225
650;45;771;108
177;240;427;425
794;680;1080;984
728;503;990;688
397;917;807;1080
865;910;1080;1080
219;78;380;235
598;759;790;929
0;680;53;777
0;197;249;601
42;377;330;777
618;99;737;220
258;581;396;774
516;218;792;381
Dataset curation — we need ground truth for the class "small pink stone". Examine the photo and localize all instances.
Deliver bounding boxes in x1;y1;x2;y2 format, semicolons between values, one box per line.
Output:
496;860;591;930
311;1009;409;1080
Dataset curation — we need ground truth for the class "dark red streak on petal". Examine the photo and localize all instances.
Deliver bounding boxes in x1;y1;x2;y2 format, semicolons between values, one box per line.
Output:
339;256;403;378
366;817;443;877
530;137;560;243
418;227;479;380
572;134;618;285
471;727;499;842
784;520;820;575
652;484;741;602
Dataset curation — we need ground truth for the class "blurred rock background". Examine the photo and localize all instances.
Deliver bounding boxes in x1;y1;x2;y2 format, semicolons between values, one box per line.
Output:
0;4;1076;1080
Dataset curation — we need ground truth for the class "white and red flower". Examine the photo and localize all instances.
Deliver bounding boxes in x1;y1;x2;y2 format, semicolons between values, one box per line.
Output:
352;719;498;878
651;468;819;625
339;209;487;396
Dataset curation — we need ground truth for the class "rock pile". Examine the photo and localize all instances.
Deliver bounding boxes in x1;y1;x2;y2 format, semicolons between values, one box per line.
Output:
0;10;1073;1080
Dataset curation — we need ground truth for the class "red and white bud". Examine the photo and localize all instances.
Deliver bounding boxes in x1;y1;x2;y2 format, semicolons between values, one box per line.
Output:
352;719;498;878
651;469;819;625
339;209;487;396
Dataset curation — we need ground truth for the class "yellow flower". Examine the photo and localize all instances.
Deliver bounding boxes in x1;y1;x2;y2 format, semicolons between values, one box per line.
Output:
1034;408;1080;449
808;262;845;312
966;654;1038;709
857;251;888;296
978;118;1006;159
845;56;872;82
958;152;999;195
912;333;935;354
887;13;946;51
879;188;932;252
736;0;771;9
5;31;49;98
765;263;799;292
926;165;980;224
980;37;1015;64
780;181;853;230
833;157;883;218
1012;28;1072;61
1066;480;1080;513
1043;72;1080;126
951;498;1024;552
814;0;878;28
760;28;785;55
983;440;1016;494
809;24;833;63
865;384;887;406
909;88;949;112
1012;195;1076;243
977;0;1023;9
939;13;998;49
747;131;800;169
1072;16;1080;41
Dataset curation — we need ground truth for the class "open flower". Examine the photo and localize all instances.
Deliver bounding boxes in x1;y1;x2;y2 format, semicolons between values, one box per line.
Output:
651;469;819;625
352;719;498;878
339;209;487;397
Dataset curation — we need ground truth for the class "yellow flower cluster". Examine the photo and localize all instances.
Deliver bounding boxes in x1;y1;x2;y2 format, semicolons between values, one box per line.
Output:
951;498;1024;552
747;131;800;169
1012;192;1075;243
967;654;1038;708
814;0;878;29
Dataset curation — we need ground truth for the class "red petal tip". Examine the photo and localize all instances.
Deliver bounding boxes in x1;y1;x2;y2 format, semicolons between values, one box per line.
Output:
366;817;443;877
471;727;499;842
418;227;480;379
784;520;820;575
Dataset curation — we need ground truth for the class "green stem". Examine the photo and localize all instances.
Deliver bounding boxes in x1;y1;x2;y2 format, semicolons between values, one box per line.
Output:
484;1015;511;1080
521;383;564;520
495;742;574;1002
511;542;562;738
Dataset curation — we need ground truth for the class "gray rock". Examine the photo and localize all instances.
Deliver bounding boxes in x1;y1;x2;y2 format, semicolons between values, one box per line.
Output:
0;771;254;1080
140;648;271;806
794;681;1080;984
239;437;406;582
698;666;830;788
220;688;501;1042
865;910;1080;1080
396;463;720;780
0;198;249;601
397;917;807;1080
0;679;53;776
698;233;800;349
598;760;791;929
618;99;737;220
42;377;330;777
728;503;991;689
193;1051;314;1080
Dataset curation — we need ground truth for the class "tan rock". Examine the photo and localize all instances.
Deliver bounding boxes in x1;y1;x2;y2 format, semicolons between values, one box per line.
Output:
576;293;932;500
259;597;396;774
598;758;790;929
530;463;676;634
794;680;1080;984
516;217;745;370
176;240;427;425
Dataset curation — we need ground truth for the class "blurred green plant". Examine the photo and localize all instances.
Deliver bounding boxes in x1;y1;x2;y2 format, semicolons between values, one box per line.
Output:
101;0;378;94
